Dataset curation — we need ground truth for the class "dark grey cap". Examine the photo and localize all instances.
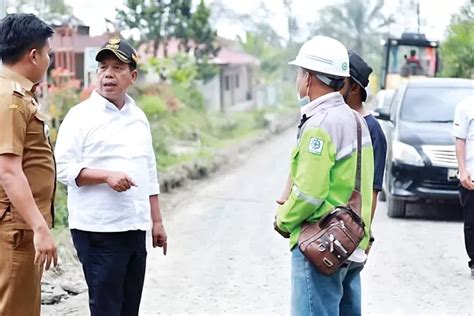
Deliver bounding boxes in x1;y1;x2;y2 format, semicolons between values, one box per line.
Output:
348;50;373;101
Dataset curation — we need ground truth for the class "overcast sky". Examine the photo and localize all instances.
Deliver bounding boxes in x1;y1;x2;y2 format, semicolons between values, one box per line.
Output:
66;0;465;41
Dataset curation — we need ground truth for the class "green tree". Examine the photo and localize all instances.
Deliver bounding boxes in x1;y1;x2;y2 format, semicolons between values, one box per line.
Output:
310;0;394;77
238;31;284;81
213;1;293;82
440;0;474;78
8;0;73;21
116;0;166;56
117;0;219;81
311;0;392;55
165;0;193;54
189;0;220;81
117;0;196;56
148;53;198;88
43;0;71;15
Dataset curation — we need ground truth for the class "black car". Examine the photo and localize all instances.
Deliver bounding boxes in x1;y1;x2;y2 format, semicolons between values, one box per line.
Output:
376;78;474;217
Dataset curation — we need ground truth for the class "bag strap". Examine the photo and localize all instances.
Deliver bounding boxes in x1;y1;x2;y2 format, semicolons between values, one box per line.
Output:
348;112;363;215
299;111;363;215
354;112;362;192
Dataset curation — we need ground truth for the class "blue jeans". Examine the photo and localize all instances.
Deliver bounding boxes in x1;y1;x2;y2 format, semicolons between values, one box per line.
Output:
291;247;364;316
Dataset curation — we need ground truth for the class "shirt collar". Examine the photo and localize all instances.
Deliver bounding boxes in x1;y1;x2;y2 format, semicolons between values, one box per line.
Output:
300;92;345;117
0;67;35;92
91;90;134;112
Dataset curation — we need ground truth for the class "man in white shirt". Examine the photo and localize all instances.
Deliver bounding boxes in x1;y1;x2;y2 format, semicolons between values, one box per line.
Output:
453;95;474;278
55;38;167;315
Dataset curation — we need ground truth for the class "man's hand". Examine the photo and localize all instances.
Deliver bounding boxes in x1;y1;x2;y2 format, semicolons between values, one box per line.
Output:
152;222;168;255
105;172;137;192
33;225;58;270
460;170;474;190
273;217;290;239
277;173;292;206
0;154;58;270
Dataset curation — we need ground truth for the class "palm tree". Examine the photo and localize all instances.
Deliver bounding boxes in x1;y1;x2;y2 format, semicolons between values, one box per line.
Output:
311;0;394;56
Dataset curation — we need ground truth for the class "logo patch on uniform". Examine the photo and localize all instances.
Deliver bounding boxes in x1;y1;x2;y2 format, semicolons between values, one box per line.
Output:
108;37;121;45
9;104;24;114
308;137;324;155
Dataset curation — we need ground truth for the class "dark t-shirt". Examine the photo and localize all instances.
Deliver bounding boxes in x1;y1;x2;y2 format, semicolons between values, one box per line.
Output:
364;114;387;191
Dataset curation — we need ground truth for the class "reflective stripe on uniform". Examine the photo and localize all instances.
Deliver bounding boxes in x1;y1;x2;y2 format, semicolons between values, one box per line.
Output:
292;184;323;208
336;135;372;160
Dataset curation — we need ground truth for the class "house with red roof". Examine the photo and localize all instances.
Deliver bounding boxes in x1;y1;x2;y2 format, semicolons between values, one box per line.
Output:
201;46;260;111
138;38;261;111
50;26;261;111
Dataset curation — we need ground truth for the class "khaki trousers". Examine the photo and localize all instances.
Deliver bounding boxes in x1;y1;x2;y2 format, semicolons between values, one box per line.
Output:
0;211;42;316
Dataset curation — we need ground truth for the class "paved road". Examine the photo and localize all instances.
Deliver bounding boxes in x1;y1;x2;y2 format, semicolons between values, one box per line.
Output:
43;128;473;315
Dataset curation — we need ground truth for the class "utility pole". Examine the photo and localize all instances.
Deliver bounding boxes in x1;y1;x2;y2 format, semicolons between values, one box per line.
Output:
416;0;421;33
283;0;294;45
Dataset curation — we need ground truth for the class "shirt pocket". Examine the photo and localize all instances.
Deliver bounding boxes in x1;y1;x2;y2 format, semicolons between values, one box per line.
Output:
27;111;49;140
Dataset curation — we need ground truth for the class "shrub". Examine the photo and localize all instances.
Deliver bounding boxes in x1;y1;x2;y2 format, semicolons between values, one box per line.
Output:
140;95;168;118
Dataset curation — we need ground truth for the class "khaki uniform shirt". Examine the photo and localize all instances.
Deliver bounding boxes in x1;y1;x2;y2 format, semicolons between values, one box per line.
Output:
0;67;55;230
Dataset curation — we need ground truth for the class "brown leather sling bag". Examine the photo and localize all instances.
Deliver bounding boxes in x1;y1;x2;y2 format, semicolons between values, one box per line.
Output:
297;112;365;276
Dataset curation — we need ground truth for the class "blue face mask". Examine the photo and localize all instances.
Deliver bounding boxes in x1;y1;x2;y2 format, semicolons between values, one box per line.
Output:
298;93;311;107
297;72;311;107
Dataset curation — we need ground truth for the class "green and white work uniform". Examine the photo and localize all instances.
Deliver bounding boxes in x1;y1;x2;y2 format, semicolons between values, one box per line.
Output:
276;92;374;261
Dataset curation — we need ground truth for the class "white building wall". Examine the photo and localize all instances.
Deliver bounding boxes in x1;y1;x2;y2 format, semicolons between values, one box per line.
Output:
198;75;221;111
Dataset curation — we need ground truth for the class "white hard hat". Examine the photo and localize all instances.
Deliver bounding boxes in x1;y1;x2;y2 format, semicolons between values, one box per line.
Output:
289;36;350;78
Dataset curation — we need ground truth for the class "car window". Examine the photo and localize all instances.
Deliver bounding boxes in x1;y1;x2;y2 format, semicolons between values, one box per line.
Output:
383;91;395;110
400;87;473;122
390;88;403;121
